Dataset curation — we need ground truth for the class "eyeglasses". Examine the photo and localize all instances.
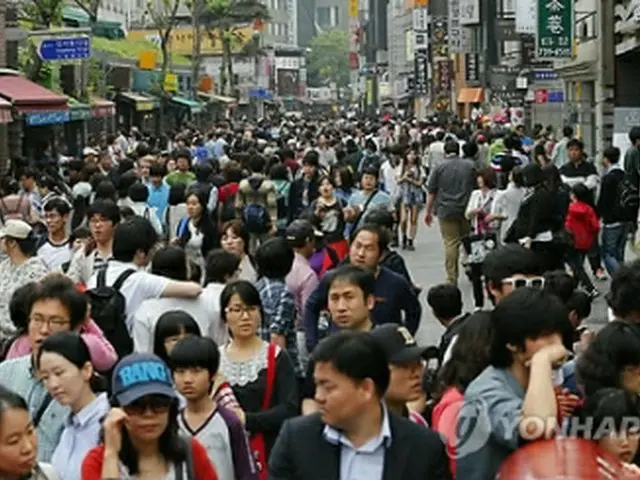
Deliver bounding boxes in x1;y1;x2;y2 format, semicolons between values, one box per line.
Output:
29;316;70;330
225;305;259;316
123;395;173;415
501;276;545;289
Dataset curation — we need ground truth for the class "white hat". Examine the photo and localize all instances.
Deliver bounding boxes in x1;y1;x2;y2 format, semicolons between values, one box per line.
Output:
72;182;92;199
0;219;32;240
83;147;98;156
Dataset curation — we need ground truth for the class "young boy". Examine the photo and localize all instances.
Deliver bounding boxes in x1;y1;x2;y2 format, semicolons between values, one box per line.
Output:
171;336;258;480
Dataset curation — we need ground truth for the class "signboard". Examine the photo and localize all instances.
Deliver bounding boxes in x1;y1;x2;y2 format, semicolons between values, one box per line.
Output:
548;90;564;102
25;110;70;126
434;59;452;93
448;0;463;52
38;36;90;61
533;69;559;81
249;88;273;100
128;27;254;55
286;0;297;45
138;50;156;70
91;105;115;118
495;19;518;42
536;0;574;58
413;50;428;94
465;53;480;84
349;0;358;18
460;0;480;25
613;107;640;157
516;0;537;33
164;73;178;92
535;88;549;103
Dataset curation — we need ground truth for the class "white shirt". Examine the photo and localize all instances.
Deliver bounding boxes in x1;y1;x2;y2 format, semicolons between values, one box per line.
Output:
87;260;169;332
133;296;213;353
380;160;400;197
37;238;72;271
129;201;163;235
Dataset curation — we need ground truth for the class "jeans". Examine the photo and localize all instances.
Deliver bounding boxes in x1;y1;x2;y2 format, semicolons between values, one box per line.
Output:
601;223;629;275
566;249;596;292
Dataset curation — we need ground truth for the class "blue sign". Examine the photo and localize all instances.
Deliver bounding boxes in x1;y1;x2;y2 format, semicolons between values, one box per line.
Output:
39;36;91;61
25;111;70;126
248;88;273;100
533;69;559;82
548;90;565;103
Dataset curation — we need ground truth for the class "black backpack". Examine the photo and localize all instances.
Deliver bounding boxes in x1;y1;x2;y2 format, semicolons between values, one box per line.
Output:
87;268;136;359
619;173;640;220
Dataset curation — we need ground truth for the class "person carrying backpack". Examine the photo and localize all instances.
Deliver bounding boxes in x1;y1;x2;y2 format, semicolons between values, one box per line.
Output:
81;353;219;480
236;155;277;254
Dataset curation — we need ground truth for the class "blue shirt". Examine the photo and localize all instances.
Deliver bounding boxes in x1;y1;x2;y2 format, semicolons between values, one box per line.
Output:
147;181;170;225
323;403;392;480
0;356;69;462
51;392;110;480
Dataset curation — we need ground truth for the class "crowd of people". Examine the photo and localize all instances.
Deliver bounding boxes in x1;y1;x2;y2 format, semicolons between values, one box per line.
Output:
0;116;637;479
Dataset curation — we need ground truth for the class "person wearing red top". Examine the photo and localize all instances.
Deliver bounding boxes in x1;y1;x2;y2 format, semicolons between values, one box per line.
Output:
564;183;600;297
81;353;217;480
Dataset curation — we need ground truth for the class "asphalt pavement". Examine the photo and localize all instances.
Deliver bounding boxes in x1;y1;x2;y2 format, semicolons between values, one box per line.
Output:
402;222;614;348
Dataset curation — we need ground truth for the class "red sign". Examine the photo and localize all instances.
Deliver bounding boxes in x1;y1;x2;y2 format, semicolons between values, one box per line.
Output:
349;52;359;70
534;89;548;104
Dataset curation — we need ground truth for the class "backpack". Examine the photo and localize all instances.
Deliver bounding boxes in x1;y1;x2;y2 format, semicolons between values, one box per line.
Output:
175;436;196;480
86;268;136;359
275;182;289;228
619;174;640;220
219;185;237;224
0;193;28;224
242;180;271;234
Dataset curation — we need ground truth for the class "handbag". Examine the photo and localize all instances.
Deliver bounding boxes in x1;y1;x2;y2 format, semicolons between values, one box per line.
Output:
249;343;277;480
462;232;497;264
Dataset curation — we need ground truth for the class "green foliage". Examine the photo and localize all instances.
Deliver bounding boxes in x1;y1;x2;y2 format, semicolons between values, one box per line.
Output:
91;37;191;65
19;0;65;27
307;29;350;88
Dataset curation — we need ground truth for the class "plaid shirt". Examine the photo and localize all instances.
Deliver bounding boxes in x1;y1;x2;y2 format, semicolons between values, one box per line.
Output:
255;277;302;377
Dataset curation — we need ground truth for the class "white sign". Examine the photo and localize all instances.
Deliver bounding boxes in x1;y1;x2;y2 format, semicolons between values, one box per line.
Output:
275;56;300;69
286;0;297;45
460;0;480;25
413;8;429;31
449;0;463;52
515;0;536;33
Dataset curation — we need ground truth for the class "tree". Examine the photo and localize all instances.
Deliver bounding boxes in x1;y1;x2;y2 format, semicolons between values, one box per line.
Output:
186;0;205;99
202;0;269;96
72;0;101;27
146;0;181;131
307;29;350;89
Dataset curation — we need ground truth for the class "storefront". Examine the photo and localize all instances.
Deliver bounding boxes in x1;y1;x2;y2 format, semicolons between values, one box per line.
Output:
117;91;159;134
168;96;204;130
65;98;91;156
0;75;69;160
89;97;116;140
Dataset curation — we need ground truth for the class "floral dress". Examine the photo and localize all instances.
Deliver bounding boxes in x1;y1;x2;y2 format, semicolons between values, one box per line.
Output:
400;165;425;206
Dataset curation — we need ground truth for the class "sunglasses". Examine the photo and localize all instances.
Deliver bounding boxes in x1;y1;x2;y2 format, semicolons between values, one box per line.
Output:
501;276;545;289
123;395;173;415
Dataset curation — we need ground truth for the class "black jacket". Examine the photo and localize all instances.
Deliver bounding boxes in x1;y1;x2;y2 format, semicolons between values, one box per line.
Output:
597;168;627;224
288;174;320;221
268;411;450;480
507;186;559;241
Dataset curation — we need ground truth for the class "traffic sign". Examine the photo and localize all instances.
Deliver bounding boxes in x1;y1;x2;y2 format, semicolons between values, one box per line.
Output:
38;36;91;61
534;89;548;103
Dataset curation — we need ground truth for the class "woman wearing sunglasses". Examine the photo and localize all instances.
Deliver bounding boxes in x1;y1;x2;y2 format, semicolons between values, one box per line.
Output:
81;353;218;480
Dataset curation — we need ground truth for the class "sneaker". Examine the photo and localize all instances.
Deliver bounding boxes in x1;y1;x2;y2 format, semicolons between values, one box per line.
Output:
406;239;415;251
595;269;607;281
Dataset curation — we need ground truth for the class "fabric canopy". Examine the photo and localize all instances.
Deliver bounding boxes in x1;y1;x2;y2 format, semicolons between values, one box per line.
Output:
457;87;484;104
0;75;68;113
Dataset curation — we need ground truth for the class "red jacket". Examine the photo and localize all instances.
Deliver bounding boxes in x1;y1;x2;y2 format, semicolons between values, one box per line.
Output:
81;439;218;480
564;201;599;251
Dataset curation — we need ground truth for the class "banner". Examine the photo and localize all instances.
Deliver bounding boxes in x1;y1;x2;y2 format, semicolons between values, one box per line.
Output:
460;0;480;25
515;0;536;33
448;0;462;52
536;0;574;58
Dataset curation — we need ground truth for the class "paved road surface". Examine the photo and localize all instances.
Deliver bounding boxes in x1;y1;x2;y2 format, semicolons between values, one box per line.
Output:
402;222;613;348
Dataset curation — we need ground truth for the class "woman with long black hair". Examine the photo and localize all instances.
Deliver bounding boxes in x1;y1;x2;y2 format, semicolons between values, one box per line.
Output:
37;332;109;480
81;353;218;479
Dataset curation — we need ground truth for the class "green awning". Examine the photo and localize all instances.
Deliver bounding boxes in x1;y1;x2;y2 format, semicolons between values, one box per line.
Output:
62;6;125;38
62;6;90;26
68;97;90;121
171;96;203;113
119;92;159;112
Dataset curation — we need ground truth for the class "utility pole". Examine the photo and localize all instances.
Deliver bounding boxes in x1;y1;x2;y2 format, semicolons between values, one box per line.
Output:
191;0;203;100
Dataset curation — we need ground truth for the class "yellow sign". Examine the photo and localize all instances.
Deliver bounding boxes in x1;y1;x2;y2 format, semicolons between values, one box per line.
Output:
349;0;358;18
138;50;156;70
136;101;154;112
164;73;178;92
128;26;256;56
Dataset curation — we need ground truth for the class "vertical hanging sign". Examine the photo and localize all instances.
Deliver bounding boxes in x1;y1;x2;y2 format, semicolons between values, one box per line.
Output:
413;6;429;95
349;0;360;69
536;0;574;58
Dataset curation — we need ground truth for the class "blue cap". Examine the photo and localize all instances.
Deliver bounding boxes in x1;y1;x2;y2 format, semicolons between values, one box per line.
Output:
111;353;177;406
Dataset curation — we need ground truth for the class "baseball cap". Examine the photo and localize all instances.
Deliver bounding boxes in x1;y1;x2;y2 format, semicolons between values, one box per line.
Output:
285;219;322;246
82;147;98;156
370;324;427;363
0;219;32;240
111;353;177;406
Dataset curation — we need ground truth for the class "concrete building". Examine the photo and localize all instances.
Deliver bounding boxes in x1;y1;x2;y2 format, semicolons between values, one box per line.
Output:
386;0;413;106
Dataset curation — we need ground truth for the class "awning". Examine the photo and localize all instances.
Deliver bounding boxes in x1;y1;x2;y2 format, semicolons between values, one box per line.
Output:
198;92;236;104
0;75;68;114
171;96;203;114
68;97;91;121
118;92;159;112
0;98;12;124
91;97;115;118
457;87;484;104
